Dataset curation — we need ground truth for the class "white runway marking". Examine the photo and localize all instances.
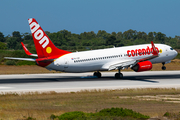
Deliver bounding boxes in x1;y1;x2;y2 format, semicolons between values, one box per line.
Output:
0;87;13;89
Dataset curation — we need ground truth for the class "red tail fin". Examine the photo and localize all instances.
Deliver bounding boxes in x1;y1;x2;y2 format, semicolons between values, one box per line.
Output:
28;18;71;58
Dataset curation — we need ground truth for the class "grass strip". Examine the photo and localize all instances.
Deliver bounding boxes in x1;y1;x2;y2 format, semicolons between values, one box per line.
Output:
0;88;180;119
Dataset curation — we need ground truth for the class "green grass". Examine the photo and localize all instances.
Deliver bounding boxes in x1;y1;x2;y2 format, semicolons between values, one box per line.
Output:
1;88;180;119
16;61;36;65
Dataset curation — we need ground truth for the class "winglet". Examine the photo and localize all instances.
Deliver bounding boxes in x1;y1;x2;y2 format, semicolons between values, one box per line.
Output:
21;42;32;55
21;42;38;57
151;41;158;56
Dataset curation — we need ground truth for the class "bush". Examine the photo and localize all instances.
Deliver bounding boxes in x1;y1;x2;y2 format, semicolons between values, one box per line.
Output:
16;61;36;66
50;114;57;120
58;111;86;120
26;117;36;120
0;42;7;50
5;60;16;65
164;112;170;117
96;107;150;119
54;108;150;120
11;50;27;58
175;53;180;59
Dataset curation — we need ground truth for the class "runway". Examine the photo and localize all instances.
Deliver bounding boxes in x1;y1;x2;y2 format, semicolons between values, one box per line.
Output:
0;71;180;93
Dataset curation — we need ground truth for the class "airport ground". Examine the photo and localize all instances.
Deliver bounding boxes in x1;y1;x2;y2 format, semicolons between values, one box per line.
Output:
0;60;180;119
1;88;180;119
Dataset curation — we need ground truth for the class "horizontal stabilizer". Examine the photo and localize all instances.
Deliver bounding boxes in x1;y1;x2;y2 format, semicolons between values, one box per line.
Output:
4;57;36;61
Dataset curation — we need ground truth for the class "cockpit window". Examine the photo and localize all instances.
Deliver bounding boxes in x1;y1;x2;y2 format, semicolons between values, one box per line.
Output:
170;48;174;50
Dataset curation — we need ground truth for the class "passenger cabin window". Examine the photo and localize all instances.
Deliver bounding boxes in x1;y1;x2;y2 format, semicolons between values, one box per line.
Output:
74;54;124;63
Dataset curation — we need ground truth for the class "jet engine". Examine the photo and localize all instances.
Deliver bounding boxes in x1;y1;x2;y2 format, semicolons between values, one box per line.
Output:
131;61;152;72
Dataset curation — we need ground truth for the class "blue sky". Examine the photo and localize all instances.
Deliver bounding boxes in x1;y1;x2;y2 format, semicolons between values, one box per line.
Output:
0;0;179;37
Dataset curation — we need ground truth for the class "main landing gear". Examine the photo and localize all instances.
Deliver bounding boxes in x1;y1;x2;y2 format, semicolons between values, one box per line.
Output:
93;71;101;78
93;69;123;79
115;68;123;79
162;62;166;70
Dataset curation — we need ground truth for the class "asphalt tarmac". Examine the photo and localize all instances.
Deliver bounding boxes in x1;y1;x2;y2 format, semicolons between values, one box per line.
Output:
0;71;180;93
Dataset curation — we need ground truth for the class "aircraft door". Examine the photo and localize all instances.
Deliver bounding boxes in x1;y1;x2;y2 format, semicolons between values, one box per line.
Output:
165;47;168;56
64;58;69;69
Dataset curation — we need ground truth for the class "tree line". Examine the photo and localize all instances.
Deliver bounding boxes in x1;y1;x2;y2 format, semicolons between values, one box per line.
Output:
0;29;180;53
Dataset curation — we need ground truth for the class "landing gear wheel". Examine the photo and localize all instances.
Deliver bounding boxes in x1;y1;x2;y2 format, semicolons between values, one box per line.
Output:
162;66;166;70
115;73;123;79
115;68;123;79
93;71;101;78
120;73;123;78
162;62;166;70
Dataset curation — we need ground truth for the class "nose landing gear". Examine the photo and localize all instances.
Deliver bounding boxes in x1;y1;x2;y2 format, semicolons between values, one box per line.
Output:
162;62;166;70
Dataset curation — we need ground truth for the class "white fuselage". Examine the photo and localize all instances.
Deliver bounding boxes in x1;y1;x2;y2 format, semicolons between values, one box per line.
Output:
46;44;177;73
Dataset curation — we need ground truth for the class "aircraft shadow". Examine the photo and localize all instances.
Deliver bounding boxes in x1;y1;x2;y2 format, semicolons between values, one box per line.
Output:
0;74;179;84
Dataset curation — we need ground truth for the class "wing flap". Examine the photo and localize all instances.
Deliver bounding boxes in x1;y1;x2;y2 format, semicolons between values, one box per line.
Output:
108;60;136;71
102;59;136;71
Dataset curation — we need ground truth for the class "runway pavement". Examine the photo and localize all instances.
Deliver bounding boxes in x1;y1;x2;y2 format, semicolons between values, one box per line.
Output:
0;71;180;93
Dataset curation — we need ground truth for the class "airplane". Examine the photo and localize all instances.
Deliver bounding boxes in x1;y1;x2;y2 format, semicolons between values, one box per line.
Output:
5;18;178;79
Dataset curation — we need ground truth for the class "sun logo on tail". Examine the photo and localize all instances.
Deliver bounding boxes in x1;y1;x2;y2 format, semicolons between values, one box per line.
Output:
46;47;52;54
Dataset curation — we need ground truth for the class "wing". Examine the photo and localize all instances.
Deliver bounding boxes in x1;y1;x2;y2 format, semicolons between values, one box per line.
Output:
4;57;36;61
103;41;159;71
21;42;38;57
4;57;55;62
102;59;137;71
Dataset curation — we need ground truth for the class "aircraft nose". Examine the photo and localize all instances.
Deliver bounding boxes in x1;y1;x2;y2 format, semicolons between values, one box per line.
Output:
174;50;178;56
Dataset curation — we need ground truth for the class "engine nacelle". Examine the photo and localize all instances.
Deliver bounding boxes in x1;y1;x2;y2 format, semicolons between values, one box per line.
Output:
131;61;152;72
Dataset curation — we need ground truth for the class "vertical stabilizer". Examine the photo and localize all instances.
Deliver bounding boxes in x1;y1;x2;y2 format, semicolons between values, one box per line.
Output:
28;18;71;58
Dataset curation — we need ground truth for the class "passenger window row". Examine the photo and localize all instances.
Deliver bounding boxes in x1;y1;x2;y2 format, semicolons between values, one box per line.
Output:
74;55;123;63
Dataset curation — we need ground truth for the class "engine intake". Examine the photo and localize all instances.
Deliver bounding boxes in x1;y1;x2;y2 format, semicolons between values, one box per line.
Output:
131;61;152;72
